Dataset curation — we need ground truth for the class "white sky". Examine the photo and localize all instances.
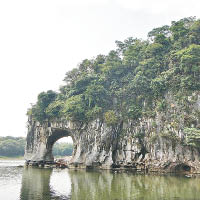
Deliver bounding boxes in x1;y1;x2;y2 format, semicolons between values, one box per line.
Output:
0;0;199;142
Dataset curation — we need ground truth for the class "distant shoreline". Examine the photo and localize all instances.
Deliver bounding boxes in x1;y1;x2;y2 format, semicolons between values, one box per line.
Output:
0;156;68;160
0;156;24;160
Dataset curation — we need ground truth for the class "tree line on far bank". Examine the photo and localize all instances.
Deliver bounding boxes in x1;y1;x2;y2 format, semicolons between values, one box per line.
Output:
0;136;73;157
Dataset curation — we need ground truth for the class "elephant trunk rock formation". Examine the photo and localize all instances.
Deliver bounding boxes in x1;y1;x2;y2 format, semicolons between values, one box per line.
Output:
25;93;200;173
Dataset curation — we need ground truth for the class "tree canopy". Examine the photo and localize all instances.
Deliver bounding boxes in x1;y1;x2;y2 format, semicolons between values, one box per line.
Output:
28;17;200;126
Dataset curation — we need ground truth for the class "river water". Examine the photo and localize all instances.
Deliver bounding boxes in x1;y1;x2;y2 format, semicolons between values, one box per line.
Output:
1;160;200;200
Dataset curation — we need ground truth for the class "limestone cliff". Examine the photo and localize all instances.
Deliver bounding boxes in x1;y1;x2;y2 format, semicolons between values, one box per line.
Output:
25;18;200;173
25;92;200;173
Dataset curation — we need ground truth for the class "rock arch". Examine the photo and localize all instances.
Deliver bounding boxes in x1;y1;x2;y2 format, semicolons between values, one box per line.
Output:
24;117;115;168
25;119;75;165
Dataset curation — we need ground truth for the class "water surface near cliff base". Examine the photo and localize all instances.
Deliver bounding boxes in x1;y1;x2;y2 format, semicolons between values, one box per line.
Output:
1;160;200;200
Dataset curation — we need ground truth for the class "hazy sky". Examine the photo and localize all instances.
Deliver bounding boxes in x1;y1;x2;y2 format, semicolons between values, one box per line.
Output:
0;0;199;140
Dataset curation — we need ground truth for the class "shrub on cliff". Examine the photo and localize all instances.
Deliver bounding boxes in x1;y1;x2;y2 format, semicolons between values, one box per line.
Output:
184;128;200;148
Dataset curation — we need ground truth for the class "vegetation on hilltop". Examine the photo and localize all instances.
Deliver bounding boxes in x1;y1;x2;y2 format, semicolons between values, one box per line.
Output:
28;17;200;126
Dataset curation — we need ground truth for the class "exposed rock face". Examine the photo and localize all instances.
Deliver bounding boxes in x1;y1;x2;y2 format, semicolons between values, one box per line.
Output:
25;92;200;173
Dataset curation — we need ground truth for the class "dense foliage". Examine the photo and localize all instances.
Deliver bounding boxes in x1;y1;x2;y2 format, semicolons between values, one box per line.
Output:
0;137;25;157
0;137;73;157
28;17;200;126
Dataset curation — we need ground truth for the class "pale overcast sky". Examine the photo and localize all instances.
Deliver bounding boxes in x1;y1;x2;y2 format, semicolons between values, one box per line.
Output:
0;0;199;140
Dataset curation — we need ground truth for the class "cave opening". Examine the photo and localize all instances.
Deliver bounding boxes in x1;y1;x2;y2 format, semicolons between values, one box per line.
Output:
174;164;191;173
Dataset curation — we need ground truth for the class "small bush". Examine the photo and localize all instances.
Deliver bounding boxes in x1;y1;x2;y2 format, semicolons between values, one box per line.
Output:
104;110;118;126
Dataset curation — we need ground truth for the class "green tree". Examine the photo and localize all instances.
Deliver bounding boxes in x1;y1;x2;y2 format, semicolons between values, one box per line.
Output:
27;17;200;126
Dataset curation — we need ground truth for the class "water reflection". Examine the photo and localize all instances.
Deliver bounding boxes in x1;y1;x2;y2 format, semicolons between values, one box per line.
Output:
50;169;71;198
20;168;71;200
69;170;200;200
6;165;200;200
0;164;23;200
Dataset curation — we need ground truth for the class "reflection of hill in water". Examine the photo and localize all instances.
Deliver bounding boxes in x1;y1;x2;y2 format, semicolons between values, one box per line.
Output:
20;168;200;200
69;170;200;200
20;168;71;200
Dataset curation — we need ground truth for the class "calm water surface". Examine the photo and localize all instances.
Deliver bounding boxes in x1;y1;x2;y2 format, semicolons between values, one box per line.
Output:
1;160;200;200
